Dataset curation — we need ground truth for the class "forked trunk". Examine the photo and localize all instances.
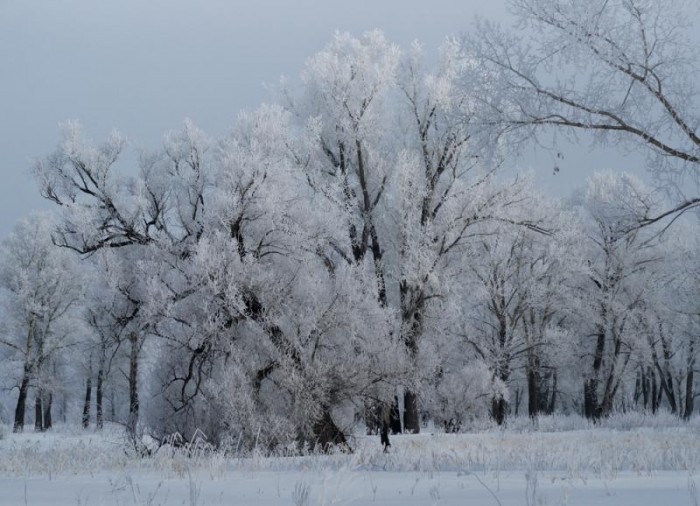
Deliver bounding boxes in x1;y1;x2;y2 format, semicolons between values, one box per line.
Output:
491;396;507;425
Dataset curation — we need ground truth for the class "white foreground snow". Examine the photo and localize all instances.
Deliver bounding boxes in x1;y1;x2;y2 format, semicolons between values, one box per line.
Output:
1;419;699;505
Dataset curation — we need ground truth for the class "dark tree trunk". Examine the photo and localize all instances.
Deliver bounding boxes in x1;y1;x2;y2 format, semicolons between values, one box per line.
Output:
598;326;631;418
684;337;695;419
389;395;402;434
110;388;116;421
380;420;390;451
365;401;391;450
380;404;391;451
651;372;659;413
658;366;678;414
527;365;540;419
312;408;349;452
96;368;104;430
600;386;615;417
684;368;694;420
127;333;140;436
34;394;43;432
640;367;651;410
548;372;557;414
403;391;420;433
584;312;607;419
82;375;92;429
13;374;30;433
583;378;599;419
491;396;507;425
43;391;53;430
399;279;425;435
634;368;642;406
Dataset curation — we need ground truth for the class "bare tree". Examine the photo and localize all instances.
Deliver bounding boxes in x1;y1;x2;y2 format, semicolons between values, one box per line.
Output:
464;0;700;225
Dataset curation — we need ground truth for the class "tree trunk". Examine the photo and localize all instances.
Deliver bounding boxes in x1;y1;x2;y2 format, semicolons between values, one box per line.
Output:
399;280;424;435
403;391;420;433
640;366;651;410
634;367;642;406
380;418;390;451
34;394;43;432
13;374;30;433
684;368;694;420
548;372;557;414
598;327;632;418
379;403;391;451
43;391;53;430
583;378;599;419
491;396;507;425
389;395;402;434
312;407;349;452
96;367;104;430
82;375;92;429
110;388;116;421
127;333;140;436
584;309;607;420
527;364;540;419
683;337;695;419
651;372;659;413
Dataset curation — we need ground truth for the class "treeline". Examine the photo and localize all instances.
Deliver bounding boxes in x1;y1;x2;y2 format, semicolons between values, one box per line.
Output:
2;0;700;450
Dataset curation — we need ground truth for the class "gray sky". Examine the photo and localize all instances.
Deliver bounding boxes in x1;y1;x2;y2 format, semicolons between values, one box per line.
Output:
0;0;644;240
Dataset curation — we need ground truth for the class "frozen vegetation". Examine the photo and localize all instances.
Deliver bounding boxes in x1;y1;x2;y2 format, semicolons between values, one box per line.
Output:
1;415;700;505
2;0;700;503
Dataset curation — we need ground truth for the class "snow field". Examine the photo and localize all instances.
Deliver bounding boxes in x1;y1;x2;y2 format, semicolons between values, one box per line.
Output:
1;418;700;505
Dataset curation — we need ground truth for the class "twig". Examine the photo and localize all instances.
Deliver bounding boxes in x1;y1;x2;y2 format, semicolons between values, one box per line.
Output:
470;472;503;506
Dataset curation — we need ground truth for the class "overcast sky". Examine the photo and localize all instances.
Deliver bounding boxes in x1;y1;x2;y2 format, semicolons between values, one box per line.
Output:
0;0;646;240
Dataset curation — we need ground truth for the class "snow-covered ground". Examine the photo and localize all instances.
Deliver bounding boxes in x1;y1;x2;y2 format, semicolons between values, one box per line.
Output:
1;417;699;505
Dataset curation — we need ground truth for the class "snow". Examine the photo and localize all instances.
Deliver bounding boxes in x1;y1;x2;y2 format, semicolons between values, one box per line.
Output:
1;470;696;505
1;423;698;505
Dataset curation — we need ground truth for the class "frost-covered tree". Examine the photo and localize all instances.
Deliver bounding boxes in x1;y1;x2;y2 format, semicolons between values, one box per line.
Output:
25;29;700;444
463;0;700;223
0;213;84;432
283;32;548;434
650;226;700;418
392;40;526;432
571;172;665;418
32;107;406;449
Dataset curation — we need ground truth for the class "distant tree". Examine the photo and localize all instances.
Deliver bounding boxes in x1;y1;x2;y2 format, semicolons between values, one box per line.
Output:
659;228;700;418
82;255;133;430
0;213;83;432
33;121;176;436
572;172;664;418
